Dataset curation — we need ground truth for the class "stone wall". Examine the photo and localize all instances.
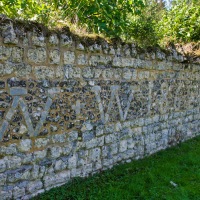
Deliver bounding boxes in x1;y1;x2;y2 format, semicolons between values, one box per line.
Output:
0;19;200;199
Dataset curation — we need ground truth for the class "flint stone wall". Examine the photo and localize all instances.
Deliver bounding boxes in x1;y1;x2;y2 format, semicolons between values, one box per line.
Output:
0;20;200;199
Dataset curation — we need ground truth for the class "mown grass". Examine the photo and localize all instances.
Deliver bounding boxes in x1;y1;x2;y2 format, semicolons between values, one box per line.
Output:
33;136;200;200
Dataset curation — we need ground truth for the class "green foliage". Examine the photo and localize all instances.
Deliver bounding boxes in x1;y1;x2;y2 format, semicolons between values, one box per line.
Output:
157;0;200;43
32;136;200;200
126;0;164;46
61;0;145;38
0;0;199;46
0;0;61;26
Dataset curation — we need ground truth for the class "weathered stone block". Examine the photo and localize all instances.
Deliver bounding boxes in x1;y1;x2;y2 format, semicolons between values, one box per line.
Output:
21;153;33;165
156;50;166;60
35;138;49;148
68;154;77;169
30;165;42;180
60;34;73;46
0;159;6;173
81;121;93;132
0;173;6;186
15;63;32;77
44;170;70;188
94;68;102;78
62;145;73;156
113;56;122;67
110;143;118;155
6;165;32;183
83;163;93;176
109;46;115;55
85;138;98;149
77;54;88;65
33;150;47;161
96;136;104;147
63;51;75;64
67;131;78;142
49;49;60;64
119;140;127;152
34;66;54;79
50;146;62;158
18;139;32;152
102;69;113;79
0;144;17;155
0;190;13;200
55;65;64;79
28;48;47;63
13;186;25;199
89;44;101;52
49;34;59;45
105;133;118;144
96;125;104;136
32;35;45;47
51;133;66;143
0;46;12;61
138;71;150;80
27;180;43;193
5;156;22;170
76;43;85;51
3;23;18;44
55;159;67;171
89;55;111;66
0;63;15;76
123;68;132;80
11;47;23;63
82;67;94;78
89;148;101;162
121;58;134;67
10;87;27;96
82;131;95;142
72;67;82;78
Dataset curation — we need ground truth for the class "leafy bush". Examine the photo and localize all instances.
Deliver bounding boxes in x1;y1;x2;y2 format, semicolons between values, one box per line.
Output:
0;0;199;46
62;0;145;38
157;0;200;44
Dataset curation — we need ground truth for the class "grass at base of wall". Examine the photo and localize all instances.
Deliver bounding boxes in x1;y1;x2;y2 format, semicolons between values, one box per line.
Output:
33;136;200;200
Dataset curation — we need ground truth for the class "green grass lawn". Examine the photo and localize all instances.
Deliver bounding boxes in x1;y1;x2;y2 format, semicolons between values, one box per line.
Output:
33;136;200;200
